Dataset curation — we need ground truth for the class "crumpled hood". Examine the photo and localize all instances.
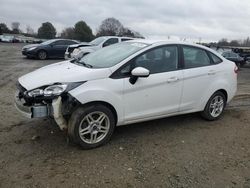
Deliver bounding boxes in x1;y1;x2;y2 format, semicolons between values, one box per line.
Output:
79;45;99;52
18;61;111;90
70;42;91;48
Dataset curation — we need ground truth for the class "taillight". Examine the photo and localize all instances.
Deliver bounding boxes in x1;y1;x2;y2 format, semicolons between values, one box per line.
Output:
234;65;238;74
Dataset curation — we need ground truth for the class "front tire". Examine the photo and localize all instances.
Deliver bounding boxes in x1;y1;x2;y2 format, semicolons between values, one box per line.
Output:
68;104;116;149
201;91;226;121
37;50;47;60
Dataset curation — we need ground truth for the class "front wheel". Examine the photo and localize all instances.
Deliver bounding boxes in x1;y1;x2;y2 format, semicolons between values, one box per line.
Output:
201;91;226;121
37;50;47;60
68;104;116;149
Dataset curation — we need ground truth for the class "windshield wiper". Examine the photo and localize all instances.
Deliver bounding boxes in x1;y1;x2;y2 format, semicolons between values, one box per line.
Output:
70;58;93;68
80;61;93;68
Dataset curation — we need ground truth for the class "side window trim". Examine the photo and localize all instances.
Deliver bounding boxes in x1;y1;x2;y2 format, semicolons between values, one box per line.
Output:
110;44;181;79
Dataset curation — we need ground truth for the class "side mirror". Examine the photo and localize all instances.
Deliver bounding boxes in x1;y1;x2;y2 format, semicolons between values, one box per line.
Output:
131;67;150;77
129;67;150;84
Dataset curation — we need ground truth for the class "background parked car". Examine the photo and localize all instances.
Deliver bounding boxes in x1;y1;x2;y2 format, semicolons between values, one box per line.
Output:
22;39;79;60
233;48;250;62
0;35;15;43
222;51;245;67
66;36;134;59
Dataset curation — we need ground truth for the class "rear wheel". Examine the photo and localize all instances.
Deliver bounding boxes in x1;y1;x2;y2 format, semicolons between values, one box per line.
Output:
68;104;115;149
201;91;226;121
37;50;47;60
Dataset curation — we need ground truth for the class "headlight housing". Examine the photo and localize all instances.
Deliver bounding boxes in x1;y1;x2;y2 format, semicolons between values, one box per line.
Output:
44;84;67;96
27;89;44;97
27;82;84;98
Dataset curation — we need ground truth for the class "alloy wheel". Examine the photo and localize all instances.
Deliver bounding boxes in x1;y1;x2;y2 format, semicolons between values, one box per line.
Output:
78;111;110;144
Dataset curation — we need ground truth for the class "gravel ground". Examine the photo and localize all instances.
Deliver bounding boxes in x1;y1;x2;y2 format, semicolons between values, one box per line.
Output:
0;43;250;188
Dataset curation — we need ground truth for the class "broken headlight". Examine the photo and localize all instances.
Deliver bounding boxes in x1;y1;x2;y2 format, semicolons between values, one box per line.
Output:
43;84;67;96
27;82;84;98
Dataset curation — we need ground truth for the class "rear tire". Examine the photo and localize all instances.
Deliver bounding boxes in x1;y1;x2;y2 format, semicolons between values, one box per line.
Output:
37;50;47;60
201;91;226;121
68;104;116;149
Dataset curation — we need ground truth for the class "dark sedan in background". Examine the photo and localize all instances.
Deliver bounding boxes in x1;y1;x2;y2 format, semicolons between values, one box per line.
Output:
222;51;245;67
22;39;79;60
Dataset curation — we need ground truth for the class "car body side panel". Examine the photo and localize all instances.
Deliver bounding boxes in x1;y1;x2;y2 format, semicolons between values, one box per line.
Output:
69;78;125;125
180;61;236;112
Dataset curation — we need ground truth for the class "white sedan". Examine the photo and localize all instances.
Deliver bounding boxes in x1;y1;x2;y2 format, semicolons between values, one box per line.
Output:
15;40;237;149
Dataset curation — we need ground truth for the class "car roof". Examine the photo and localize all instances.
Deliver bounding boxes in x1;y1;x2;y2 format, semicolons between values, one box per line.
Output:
97;36;135;40
127;39;215;50
45;39;79;43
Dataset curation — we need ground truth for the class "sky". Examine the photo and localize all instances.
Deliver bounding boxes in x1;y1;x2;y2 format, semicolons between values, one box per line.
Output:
0;0;250;42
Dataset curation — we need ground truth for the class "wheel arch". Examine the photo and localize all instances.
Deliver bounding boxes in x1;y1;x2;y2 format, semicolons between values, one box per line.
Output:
199;87;229;111
216;89;228;102
80;101;118;125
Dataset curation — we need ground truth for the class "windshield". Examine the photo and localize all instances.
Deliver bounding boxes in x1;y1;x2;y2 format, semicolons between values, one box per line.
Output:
89;37;106;46
77;42;148;68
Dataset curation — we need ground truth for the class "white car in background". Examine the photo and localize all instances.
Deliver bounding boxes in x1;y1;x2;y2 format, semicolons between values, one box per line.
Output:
15;40;237;149
65;36;134;59
0;35;14;42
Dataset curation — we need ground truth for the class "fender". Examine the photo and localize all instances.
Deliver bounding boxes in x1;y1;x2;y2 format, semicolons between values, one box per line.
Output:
198;78;231;111
69;78;124;125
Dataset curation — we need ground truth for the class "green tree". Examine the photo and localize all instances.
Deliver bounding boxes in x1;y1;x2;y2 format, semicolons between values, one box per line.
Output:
74;21;94;42
37;22;56;39
0;23;10;34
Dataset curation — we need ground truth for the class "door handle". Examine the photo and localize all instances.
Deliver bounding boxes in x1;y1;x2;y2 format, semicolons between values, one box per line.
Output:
208;70;216;75
167;77;179;83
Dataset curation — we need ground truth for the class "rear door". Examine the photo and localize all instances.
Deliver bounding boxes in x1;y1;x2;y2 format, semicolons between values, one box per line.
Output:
52;40;74;58
180;45;218;111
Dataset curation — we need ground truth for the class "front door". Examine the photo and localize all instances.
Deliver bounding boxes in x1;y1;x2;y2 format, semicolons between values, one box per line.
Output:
121;45;183;122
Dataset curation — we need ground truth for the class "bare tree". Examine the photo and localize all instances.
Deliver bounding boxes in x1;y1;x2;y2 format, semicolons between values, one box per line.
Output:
26;25;34;35
229;40;240;47
11;22;20;33
217;38;229;46
96;18;144;38
242;37;250;47
96;17;123;36
61;27;75;39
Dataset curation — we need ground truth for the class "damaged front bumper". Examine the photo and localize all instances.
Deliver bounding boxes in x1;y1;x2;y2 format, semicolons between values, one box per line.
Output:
14;92;67;130
15;91;51;118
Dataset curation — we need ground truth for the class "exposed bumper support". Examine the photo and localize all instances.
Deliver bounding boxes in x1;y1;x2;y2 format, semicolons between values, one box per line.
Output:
15;92;68;130
52;96;68;130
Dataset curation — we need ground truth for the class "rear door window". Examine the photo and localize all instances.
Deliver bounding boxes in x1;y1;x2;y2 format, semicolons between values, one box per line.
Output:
121;38;133;42
209;52;222;64
183;46;211;68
